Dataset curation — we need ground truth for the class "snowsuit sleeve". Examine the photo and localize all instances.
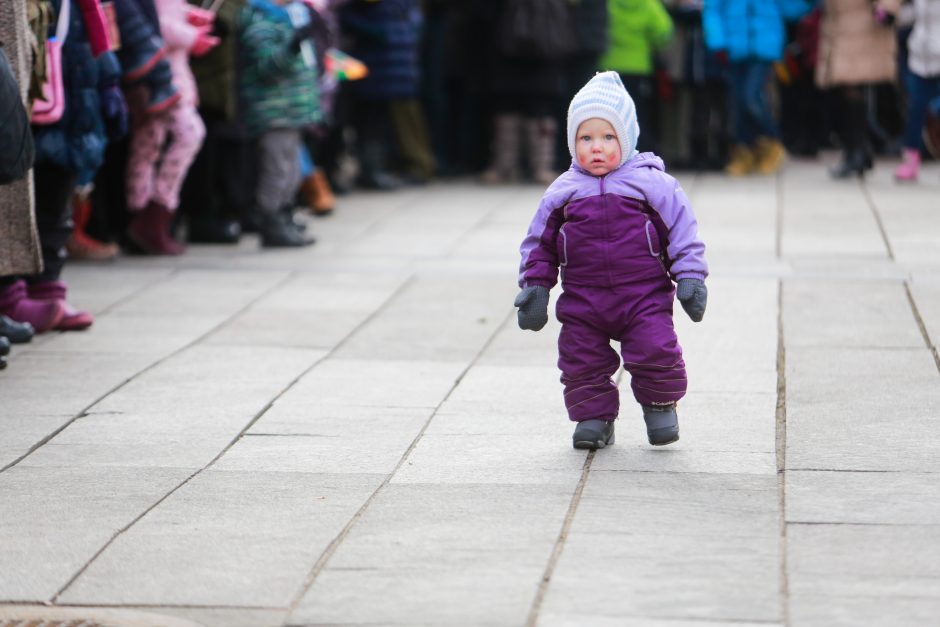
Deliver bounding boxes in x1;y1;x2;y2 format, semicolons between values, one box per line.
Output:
647;173;708;281
518;192;566;289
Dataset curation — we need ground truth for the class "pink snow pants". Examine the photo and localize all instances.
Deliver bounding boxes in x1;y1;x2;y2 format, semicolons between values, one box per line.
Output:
126;102;205;211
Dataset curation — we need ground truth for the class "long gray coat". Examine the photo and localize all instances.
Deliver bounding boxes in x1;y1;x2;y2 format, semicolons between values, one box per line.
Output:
0;0;42;278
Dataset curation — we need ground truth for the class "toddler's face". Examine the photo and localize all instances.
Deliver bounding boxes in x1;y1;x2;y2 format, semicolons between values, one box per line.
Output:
575;118;621;176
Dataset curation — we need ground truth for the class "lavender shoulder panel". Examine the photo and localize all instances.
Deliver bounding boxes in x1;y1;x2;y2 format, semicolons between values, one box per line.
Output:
518;168;598;288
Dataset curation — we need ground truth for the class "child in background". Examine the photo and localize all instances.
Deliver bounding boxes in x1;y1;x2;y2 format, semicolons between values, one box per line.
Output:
514;72;708;450
239;0;320;247
124;0;218;255
600;0;674;154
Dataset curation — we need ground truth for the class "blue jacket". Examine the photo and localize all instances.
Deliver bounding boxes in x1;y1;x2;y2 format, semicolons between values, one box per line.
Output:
340;0;422;100
33;0;120;177
702;0;812;62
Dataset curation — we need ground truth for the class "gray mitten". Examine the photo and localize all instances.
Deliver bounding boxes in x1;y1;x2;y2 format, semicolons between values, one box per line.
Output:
676;278;707;322
514;286;550;331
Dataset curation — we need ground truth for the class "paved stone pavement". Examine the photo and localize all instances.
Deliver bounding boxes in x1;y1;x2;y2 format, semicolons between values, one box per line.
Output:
2;157;940;627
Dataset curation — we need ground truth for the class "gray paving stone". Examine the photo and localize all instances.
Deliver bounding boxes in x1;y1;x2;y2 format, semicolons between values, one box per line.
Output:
29;314;226;355
908;277;940;352
789;594;940;627
538;615;779;627
127;607;287;627
61;266;175;314
787;523;940;599
290;483;574;626
785;347;940;471
59;471;383;607
787;470;940;525
0;466;191;601
784;280;923;348
540;471;780;623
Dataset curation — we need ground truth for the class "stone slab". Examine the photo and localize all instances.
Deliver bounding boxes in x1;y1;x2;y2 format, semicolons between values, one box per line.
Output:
0;466;192;601
787;470;940;525
291;483;574;626
59;471;384;607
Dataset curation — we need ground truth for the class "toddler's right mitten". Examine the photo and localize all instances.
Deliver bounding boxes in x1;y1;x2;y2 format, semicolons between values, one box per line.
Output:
514;286;550;331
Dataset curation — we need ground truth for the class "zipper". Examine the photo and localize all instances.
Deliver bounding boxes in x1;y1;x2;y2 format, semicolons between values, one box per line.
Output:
600;174;612;285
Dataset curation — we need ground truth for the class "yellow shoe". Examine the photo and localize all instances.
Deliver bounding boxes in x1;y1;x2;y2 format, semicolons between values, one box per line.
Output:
754;137;787;174
725;145;755;176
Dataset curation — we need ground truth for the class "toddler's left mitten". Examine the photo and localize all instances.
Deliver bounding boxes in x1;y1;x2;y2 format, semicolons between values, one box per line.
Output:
514;285;550;331
676;278;707;322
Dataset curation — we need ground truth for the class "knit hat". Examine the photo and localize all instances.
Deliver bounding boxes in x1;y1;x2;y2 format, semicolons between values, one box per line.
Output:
567;71;639;167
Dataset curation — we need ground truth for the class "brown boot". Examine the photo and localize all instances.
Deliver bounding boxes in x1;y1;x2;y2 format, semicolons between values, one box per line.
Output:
126;201;185;255
725;145;755;176
481;114;522;184
300;170;335;216
67;192;119;261
754;137;787;174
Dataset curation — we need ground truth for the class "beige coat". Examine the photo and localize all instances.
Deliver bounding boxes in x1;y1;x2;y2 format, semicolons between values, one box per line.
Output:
816;0;902;89
0;0;41;277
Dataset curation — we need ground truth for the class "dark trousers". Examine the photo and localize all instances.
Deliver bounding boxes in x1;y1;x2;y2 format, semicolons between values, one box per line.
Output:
619;74;657;154
903;73;940;150
729;60;777;145
31;163;76;284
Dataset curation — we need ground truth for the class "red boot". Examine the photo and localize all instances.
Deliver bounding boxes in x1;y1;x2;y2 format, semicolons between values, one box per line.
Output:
67;192;119;261
126;201;185;255
0;280;64;333
27;280;94;331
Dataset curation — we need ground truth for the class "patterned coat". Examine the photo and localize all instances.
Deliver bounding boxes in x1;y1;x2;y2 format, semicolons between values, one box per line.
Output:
0;0;42;277
816;0;902;88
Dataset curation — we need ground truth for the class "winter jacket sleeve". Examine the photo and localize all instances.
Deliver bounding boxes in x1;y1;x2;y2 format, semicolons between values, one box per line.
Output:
646;172;708;281
646;0;674;49
775;0;813;22
518;192;566;290
155;0;198;52
701;0;725;52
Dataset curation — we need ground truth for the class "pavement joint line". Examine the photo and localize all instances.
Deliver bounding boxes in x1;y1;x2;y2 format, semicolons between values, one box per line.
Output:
787;521;940;528
860;179;895;261
524;449;595;627
283;307;517;623
775;168;783;259
0;270;296;476
903;282;940;375
788;468;940;474
776;261;789;623
50;271;416;605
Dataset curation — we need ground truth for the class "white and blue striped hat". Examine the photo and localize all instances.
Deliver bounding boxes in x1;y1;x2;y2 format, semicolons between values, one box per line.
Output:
567;71;639;167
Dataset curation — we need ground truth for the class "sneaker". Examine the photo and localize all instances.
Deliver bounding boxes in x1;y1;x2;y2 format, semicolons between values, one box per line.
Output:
642;404;679;446
572;419;615;450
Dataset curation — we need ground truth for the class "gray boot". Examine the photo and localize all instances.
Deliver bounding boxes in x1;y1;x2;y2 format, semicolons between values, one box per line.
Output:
642;404;679;446
572;419;615;450
525;116;559;185
481;114;522;184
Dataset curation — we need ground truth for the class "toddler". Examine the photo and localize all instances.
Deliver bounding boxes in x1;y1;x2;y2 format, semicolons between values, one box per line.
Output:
514;71;708;450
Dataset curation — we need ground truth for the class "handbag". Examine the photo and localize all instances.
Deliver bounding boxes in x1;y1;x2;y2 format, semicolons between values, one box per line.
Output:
0;46;35;184
32;0;70;125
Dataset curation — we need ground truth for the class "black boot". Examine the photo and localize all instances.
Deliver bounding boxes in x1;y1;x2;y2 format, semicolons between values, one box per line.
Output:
259;212;314;248
0;336;9;370
572;419;615;450
642;404;679;446
0;314;34;343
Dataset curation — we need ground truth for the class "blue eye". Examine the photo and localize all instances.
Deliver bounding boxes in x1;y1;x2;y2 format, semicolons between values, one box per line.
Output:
605;134;615;141
580;136;591;142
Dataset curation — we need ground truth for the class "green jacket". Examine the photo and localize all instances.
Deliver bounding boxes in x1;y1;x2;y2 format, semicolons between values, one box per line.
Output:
238;0;320;134
600;0;674;75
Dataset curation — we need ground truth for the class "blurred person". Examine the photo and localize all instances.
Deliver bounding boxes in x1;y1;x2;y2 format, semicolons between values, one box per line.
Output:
481;0;576;185
180;0;250;243
703;0;812;176
893;0;940;182
341;0;430;189
817;0;901;178
555;0;608;169
514;71;708;450
0;0;44;343
601;0;674;155
238;0;319;247
113;0;182;113
124;0;218;255
12;0;128;332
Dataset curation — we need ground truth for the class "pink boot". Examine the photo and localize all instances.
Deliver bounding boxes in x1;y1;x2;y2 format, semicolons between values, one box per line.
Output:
27;280;94;331
0;280;65;333
894;149;921;182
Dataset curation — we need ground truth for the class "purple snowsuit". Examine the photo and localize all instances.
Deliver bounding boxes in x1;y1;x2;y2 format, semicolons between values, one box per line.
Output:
518;153;708;423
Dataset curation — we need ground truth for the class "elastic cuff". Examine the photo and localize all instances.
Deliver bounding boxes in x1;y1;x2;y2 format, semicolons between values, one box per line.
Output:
675;272;706;282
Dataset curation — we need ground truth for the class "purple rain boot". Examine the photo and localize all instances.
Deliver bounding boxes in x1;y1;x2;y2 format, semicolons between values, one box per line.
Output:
572;419;616;450
0;280;65;333
26;280;94;331
642;404;680;446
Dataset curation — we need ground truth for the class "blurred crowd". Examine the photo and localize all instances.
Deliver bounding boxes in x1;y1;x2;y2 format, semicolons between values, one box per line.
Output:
1;0;939;365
